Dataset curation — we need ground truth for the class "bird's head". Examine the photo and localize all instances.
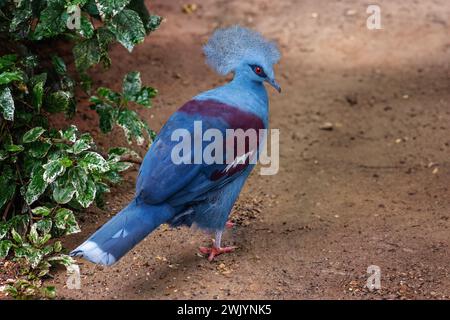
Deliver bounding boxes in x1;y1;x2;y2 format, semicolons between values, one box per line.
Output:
203;25;281;93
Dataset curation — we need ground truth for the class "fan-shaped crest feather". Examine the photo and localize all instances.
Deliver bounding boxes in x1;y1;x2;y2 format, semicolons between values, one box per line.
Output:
203;25;280;75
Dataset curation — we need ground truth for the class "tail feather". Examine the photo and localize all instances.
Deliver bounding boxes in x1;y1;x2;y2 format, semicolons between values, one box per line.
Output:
70;199;175;266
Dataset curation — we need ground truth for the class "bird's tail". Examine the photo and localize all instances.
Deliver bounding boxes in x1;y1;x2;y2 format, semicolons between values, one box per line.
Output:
70;199;176;266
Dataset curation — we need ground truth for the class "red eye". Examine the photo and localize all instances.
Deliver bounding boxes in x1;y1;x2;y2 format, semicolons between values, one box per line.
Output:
255;67;262;74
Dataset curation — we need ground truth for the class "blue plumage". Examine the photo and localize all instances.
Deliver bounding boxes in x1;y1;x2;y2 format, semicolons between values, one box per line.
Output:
71;25;281;265
71;200;175;265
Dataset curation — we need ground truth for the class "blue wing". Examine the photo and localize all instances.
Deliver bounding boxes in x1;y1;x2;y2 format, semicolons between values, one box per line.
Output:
136;99;264;207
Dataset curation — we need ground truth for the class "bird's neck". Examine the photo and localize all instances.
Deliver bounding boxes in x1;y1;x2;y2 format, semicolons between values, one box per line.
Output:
194;73;269;123
227;73;268;109
230;73;266;96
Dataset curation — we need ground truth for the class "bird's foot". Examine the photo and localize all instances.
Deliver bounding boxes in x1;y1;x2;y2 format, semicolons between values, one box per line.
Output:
199;244;236;261
225;220;235;229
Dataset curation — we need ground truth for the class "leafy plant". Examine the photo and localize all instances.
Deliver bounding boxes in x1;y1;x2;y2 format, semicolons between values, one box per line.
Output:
90;71;157;145
0;0;160;299
1;210;75;299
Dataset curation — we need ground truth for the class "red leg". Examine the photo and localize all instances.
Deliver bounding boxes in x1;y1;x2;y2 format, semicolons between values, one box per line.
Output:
199;245;236;261
225;220;235;229
199;237;236;261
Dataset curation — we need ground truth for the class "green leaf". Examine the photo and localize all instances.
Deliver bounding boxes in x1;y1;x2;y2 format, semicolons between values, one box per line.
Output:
28;141;52;158
36;218;52;234
0;150;8;160
22;54;38;70
0;54;17;71
68;0;89;5
9;0;32;33
41;245;53;257
45;90;72;113
53;241;62;253
23;127;46;143
109;161;133;172
68;167;88;193
96;181;110;195
43;158;66;184
123;71;141;98
28;224;39;245
84;0;100;16
146;126;156;143
74;74;90;95
89;95;102;104
8;215;29;234
79;151;109;172
60;157;74;168
32;81;44;111
11;228;23;245
52;55;67;75
146;14;162;32
25;248;44;269
117;109;147;145
48;254;75;268
0;87;14;120
79;132;93;144
30;72;47;86
73;37;101;72
41;286;56;299
108;9;145;52
0;169;15;209
32;1;68;40
32;206;51;217
94;181;109;208
25;166;49;205
75;176;96;208
0;71;23;85
53;177;76;204
38;233;52;247
37;261;51;277
72;139;90;154
103;170;122;184
108;146;140;158
0;240;13;259
96;26;116;50
96;0;131;18
93;27;114;70
97;87;121;104
0;222;8;240
126;0;161;33
11;246;26;259
5;144;24;153
3;284;19;298
79;15;94;38
54;208;80;235
92;103;118;133
61;125;78;143
8;215;29;233
133;86;157;107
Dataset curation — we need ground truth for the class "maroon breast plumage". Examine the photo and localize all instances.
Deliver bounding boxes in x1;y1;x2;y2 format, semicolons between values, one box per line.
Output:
179;99;265;132
179;99;265;181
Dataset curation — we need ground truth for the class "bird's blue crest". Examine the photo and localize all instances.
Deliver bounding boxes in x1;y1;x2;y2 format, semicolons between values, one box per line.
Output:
203;25;280;76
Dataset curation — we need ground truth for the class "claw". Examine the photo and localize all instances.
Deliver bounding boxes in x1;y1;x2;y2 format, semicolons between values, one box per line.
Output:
199;243;236;261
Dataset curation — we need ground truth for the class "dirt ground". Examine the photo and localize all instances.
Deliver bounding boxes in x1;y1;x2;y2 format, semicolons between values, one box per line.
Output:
52;0;450;299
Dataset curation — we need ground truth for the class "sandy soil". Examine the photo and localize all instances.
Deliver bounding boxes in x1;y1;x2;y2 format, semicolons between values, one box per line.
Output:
52;0;449;299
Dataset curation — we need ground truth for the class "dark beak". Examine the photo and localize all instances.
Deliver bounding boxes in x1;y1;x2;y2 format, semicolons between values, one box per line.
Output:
266;78;282;93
